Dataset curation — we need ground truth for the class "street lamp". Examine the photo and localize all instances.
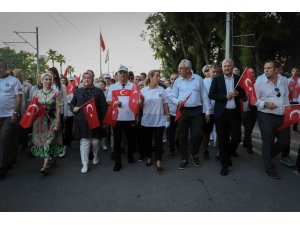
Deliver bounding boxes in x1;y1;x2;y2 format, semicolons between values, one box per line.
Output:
3;27;39;73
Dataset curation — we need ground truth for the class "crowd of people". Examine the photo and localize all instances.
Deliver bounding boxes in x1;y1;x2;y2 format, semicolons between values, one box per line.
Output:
0;57;299;181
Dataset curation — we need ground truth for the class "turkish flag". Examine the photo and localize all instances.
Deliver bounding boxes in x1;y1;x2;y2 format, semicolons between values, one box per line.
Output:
237;68;257;106
74;75;81;86
277;104;300;130
66;81;76;95
63;69;68;77
82;98;100;129
103;93;119;127
100;33;105;52
175;93;192;122
129;83;141;115
20;97;46;128
288;72;299;100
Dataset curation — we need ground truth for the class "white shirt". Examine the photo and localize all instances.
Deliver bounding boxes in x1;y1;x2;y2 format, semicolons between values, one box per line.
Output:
203;77;215;114
254;74;290;115
171;73;210;115
107;81;135;121
165;87;177;116
0;75;22;117
224;75;236;109
141;86;167;127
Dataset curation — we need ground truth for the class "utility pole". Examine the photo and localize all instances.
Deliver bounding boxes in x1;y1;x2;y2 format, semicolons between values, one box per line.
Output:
3;27;40;74
225;12;233;59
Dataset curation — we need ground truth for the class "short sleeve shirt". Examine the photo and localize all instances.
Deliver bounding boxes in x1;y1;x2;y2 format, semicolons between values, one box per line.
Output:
0;75;22;117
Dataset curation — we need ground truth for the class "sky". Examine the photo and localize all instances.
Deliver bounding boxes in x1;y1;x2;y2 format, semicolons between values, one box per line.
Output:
0;12;161;77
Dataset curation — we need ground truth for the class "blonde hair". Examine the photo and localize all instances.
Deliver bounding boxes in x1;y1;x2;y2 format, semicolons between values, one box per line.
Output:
40;73;53;81
144;69;159;86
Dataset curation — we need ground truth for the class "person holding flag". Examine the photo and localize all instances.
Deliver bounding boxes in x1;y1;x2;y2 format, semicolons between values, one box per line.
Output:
30;73;63;175
288;68;300;132
209;59;246;176
70;70;107;174
171;59;210;170
254;60;294;179
106;65;139;172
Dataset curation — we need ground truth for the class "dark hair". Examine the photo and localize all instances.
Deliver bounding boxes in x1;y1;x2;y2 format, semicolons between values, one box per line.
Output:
48;67;61;90
60;76;69;86
265;60;280;68
100;80;106;86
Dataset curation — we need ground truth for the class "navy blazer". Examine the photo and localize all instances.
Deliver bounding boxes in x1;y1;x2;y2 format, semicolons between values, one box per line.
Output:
208;74;246;120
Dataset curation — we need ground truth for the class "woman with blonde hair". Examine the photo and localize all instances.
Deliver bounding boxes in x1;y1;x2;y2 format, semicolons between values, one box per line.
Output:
31;73;63;175
140;70;170;172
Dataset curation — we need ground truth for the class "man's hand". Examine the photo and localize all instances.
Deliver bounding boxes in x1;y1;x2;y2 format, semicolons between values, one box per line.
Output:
73;106;81;113
264;102;278;109
205;114;210;123
10;114;18;124
226;92;234;100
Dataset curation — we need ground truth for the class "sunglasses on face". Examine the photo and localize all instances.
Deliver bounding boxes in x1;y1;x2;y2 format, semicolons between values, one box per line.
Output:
274;87;281;97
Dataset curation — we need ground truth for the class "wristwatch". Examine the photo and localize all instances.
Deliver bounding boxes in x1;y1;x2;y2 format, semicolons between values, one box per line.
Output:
13;111;20;116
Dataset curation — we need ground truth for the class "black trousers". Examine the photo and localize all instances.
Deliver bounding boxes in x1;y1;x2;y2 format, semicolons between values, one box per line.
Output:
167;115;178;153
242;110;257;148
63;116;73;147
177;106;203;161
215;109;241;167
112;121;136;163
141;126;164;161
257;112;290;173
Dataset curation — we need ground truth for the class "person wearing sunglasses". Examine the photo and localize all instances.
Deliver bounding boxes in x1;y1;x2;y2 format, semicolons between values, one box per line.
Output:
254;60;294;179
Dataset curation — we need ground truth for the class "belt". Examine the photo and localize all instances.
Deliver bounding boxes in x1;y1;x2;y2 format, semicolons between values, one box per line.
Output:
224;108;237;112
181;106;202;110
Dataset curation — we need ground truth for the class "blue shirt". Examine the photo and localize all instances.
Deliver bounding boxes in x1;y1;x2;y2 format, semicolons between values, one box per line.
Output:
224;75;236;109
171;73;210;115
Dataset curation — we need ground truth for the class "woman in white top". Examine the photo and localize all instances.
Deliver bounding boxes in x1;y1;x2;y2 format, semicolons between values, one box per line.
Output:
140;70;170;172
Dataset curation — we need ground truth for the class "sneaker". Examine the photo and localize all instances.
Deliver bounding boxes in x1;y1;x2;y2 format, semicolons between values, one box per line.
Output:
81;165;88;174
113;162;122;172
59;146;67;158
203;151;210;160
101;140;108;151
280;157;295;167
178;160;188;170
138;155;144;162
266;171;280;179
191;154;200;166
93;156;99;165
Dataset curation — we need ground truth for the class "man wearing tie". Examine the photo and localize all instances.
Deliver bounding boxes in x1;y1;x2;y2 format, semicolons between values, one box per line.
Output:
209;59;246;176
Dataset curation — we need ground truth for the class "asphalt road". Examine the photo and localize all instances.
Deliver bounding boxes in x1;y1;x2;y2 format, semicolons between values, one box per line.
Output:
1;137;300;212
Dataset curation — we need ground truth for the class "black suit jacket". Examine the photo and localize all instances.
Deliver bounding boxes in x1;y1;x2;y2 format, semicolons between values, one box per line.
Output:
209;74;246;120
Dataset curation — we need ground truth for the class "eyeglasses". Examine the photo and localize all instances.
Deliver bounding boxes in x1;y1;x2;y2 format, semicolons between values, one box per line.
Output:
274;87;281;97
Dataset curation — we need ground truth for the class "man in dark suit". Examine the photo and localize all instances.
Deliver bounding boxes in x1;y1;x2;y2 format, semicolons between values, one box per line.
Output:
209;59;246;176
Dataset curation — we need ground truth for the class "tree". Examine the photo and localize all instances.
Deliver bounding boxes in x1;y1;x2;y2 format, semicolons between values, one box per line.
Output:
66;65;75;75
56;54;66;75
47;49;57;67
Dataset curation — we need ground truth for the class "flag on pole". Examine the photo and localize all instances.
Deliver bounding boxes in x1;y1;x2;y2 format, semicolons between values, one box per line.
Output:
100;32;105;52
66;81;76;95
20;97;46;128
129;83;141;115
105;49;109;63
277;104;300;130
288;71;299;100
236;68;257;106
82;98;100;129
63;68;68;77
175;93;192;122
103;93;119;127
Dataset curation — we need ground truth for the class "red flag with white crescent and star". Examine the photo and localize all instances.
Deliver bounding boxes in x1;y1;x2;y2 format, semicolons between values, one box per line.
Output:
129;83;141;115
175;93;192;122
103;92;120;127
237;68;257;106
20;97;46;128
66;81;76;95
277;104;300;131
288;71;299;100
82;98;100;129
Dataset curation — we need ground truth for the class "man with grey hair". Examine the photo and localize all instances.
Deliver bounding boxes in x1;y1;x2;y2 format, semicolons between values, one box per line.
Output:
171;59;210;169
209;59;246;176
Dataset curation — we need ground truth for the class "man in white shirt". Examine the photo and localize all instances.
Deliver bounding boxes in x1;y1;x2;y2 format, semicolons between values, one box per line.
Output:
106;65;137;171
255;60;294;179
0;60;22;179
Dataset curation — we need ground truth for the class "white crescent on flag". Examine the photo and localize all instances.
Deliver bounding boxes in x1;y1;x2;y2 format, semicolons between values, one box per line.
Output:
290;109;300;120
120;90;126;96
27;104;39;116
245;78;253;91
86;104;94;117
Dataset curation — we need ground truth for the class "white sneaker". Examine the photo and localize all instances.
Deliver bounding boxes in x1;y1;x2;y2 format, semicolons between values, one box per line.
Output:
81;165;88;173
102;143;108;151
93;156;99;165
59;146;67;158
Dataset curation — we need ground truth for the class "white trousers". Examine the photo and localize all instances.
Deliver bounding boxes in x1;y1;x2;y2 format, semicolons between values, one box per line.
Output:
80;138;100;166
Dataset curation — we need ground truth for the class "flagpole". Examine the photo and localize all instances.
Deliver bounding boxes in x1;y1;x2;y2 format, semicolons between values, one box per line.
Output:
108;50;110;75
234;67;247;89
100;29;102;77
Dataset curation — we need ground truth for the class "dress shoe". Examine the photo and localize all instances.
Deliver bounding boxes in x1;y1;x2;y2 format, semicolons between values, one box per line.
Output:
266;171;280;179
40;167;49;175
220;167;229;176
178;160;188;170
113;162;122;172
